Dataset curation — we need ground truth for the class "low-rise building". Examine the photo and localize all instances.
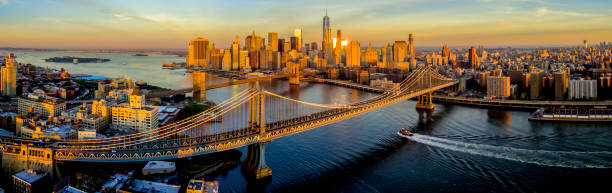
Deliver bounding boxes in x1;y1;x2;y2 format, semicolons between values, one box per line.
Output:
77;129;97;139
157;106;182;126
56;185;87;193
111;90;158;132
18;93;66;117
186;180;219;193
12;169;50;193
61;100;112;132
142;161;176;175
18;117;77;140
124;179;180;193
370;78;400;91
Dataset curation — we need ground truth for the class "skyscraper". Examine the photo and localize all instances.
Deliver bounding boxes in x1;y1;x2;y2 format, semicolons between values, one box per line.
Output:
335;30;342;54
393;41;407;64
554;70;568;100
364;43;377;66
268;32;278;52
409;33;416;68
323;9;331;50
294;29;302;51
322;9;334;64
486;76;511;98
187;37;211;67
469;46;479;69
346;41;361;67
222;49;231;71
278;39;285;52
245;32;263;52
1;53;17;97
311;42;318;51
290;36;299;50
442;45;450;57
385;43;393;68
231;36;240;70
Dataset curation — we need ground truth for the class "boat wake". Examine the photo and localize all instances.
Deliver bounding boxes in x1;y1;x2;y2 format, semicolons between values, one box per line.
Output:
401;133;612;169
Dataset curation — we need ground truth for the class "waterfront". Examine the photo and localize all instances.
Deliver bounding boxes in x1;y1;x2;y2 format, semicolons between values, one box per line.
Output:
0;51;190;89
1;52;610;192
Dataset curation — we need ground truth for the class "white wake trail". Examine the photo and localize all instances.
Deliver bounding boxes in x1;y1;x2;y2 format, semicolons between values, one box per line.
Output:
404;133;612;169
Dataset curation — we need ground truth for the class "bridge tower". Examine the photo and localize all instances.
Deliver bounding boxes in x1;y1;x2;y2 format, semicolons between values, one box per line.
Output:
416;67;435;110
248;83;265;133
243;83;272;179
288;62;300;85
192;70;206;103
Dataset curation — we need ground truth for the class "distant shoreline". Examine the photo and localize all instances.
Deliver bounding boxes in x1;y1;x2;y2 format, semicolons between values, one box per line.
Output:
0;47;188;57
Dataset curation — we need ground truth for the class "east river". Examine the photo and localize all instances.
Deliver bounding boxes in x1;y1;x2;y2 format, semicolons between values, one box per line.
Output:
1;51;611;192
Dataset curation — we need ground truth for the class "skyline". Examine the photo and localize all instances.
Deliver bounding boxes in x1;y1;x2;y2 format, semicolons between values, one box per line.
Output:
1;0;611;49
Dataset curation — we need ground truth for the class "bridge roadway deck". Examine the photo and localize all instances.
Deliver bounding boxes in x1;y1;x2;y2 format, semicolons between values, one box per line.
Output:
46;81;455;162
305;78;386;93
145;74;292;98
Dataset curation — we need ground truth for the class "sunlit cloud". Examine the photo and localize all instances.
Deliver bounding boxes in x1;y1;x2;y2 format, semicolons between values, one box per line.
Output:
104;9;186;24
535;7;549;16
535;7;594;17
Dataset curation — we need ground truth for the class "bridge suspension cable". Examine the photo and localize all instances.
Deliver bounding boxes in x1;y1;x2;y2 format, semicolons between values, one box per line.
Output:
56;88;256;147
60;92;257;150
48;66;457;153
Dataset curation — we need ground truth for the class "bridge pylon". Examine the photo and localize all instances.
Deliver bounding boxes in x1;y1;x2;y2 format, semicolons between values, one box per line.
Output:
416;93;435;110
241;142;272;180
248;83;266;134
416;67;435;110
288;62;300;85
192;70;206;103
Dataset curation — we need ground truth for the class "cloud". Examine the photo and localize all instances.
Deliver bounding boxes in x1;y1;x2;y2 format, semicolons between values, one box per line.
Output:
140;14;187;23
535;7;593;17
1;0;7;6
103;9;187;24
536;7;548;16
41;17;94;27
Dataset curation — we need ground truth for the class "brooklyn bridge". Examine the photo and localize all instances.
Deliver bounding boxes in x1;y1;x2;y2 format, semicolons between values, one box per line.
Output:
0;67;456;179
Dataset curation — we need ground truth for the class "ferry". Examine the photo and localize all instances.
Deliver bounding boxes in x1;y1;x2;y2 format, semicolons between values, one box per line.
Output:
529;107;612;122
397;128;414;137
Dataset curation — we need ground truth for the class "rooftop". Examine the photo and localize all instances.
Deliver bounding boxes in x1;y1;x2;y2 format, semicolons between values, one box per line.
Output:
13;169;47;184
143;161;175;170
57;186;87;193
102;173;129;190
129;179;180;193
79;76;108;81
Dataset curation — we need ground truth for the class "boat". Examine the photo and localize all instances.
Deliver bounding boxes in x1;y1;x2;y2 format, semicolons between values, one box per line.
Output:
132;53;148;56
398;128;414;137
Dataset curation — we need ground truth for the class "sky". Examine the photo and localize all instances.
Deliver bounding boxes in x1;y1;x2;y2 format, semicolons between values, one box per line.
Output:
0;0;611;49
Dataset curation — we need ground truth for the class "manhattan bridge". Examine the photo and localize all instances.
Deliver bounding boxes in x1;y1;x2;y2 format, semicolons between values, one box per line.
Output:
0;66;456;179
